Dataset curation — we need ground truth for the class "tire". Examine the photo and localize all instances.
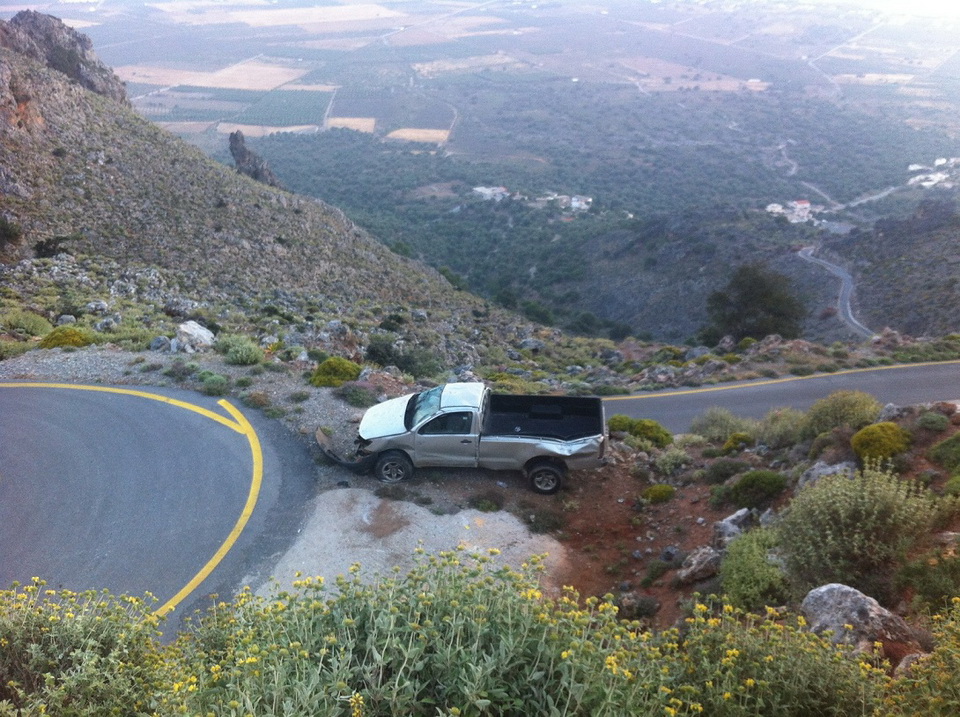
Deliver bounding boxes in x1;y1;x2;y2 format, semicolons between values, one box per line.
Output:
375;451;414;484
528;462;563;495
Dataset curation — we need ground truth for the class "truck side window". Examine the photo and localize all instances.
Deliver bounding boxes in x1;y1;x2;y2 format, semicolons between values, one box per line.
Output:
420;411;472;435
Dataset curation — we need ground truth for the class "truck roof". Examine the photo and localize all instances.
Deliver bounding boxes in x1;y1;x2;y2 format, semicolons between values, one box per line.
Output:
440;382;487;410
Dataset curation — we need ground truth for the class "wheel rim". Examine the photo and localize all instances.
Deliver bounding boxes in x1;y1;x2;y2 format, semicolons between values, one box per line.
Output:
531;469;559;492
380;460;407;483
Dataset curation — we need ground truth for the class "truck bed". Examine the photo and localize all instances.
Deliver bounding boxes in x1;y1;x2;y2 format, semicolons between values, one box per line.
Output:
482;394;604;441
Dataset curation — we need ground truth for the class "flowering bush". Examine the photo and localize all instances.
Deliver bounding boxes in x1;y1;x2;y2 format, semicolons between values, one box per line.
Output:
0;579;165;715
801;390;881;439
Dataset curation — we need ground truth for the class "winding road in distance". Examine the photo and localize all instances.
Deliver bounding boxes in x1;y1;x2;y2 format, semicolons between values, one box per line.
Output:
604;361;960;433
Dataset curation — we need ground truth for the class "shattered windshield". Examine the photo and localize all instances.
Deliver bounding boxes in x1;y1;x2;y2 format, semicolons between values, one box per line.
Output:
405;385;443;429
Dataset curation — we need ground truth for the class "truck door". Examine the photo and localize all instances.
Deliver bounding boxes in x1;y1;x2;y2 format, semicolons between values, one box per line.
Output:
414;411;478;467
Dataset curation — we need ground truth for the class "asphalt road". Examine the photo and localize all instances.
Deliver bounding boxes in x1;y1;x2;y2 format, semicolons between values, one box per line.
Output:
0;383;314;633
3;362;960;631
604;361;960;433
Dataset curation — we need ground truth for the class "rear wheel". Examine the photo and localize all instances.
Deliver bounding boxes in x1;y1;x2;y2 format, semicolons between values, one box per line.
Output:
528;462;564;495
375;451;414;484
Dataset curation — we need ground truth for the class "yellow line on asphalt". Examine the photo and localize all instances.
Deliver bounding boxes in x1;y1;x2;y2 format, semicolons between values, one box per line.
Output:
156;399;262;616
602;359;960;402
0;383;262;617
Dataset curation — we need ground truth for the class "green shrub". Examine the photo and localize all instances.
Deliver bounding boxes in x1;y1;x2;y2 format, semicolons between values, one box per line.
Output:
365;334;441;378
704;458;750;485
653;446;690;476
801;390;881;439
216;334;264;365
720;527;789;611
1;309;53;337
201;373;229;396
756;407;806;449
642;484;676;504
690;406;758;443
0;580;164;715
607;413;635;433
241;390;271;409
310;356;362;387
887;598;960;714
289;390;311;403
629;418;673;448
37;325;94;349
895;548;960;611
163;359;197;381
334;380;380;408
944;475;960;496
850;421;911;461
467;489;505;512
0;340;30;360
727;470;787;509
640;559;672;587
918;411;951;432
722;431;754;454
776;464;956;600
931;433;960;472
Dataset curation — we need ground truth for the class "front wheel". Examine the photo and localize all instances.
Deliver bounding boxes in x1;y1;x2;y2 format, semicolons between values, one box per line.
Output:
375;451;414;484
528;462;564;495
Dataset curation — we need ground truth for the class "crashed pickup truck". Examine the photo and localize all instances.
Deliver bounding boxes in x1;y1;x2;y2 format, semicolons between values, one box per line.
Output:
317;382;606;494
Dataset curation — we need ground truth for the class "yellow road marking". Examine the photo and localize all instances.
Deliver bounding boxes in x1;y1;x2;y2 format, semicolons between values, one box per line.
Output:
602;359;960;402
0;382;262;616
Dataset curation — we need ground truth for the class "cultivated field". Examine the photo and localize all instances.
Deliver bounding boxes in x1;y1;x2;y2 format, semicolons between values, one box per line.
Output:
327;117;377;132
115;61;309;91
385;128;450;143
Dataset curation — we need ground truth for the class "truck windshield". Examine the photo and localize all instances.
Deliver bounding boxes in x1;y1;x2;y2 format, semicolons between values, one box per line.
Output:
405;385;443;429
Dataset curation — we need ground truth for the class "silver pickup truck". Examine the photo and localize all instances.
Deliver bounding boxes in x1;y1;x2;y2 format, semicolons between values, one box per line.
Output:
317;382;607;494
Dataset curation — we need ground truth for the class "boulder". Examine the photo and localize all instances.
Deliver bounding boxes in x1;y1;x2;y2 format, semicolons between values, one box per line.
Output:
56;314;76;325
675;545;721;585
797;461;856;491
175;320;214;352
801;584;923;661
149;336;171;352
713;508;755;549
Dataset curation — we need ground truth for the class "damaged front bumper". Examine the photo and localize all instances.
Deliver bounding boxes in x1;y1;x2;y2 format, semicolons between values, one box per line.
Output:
315;428;376;474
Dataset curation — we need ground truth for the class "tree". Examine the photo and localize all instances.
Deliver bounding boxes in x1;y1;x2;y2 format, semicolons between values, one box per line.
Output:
700;262;805;344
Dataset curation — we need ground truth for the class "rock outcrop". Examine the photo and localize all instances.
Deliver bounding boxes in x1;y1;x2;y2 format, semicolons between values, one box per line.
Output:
0;11;126;103
229;130;284;189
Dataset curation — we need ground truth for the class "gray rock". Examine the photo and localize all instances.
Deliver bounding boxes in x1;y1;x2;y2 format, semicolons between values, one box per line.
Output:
93;315;120;332
518;338;546;352
801;584;922;654
163;297;198;318
675;545;721;585
713;508;755;549
175;320;215;352
85;300;109;315
56;314;76;325
412;309;428;322
797;461;856;491
660;544;682;564
149;336;171;352
685;346;711;361
878;403;906;422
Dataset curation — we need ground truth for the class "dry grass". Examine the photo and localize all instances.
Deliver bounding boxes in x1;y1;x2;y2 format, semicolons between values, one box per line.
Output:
115;61;308;91
216;122;319;137
327;117;377;132
386;128;449;143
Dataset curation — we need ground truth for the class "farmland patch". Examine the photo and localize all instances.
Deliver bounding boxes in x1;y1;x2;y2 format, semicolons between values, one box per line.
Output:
216;122;319;137
115;60;309;91
413;54;525;78
386;128;450;143
149;3;405;28
327;117;377;132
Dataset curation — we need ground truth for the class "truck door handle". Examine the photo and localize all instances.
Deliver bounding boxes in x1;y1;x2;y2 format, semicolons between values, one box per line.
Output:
460;439;472;444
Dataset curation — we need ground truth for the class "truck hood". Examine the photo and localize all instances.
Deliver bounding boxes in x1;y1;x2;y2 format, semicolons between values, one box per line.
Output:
358;394;412;440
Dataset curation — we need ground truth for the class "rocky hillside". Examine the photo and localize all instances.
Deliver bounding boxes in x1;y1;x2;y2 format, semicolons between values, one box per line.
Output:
827;200;960;337
0;12;559;370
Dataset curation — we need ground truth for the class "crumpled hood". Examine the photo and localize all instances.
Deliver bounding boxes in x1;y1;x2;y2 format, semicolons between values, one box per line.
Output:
358;394;411;440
